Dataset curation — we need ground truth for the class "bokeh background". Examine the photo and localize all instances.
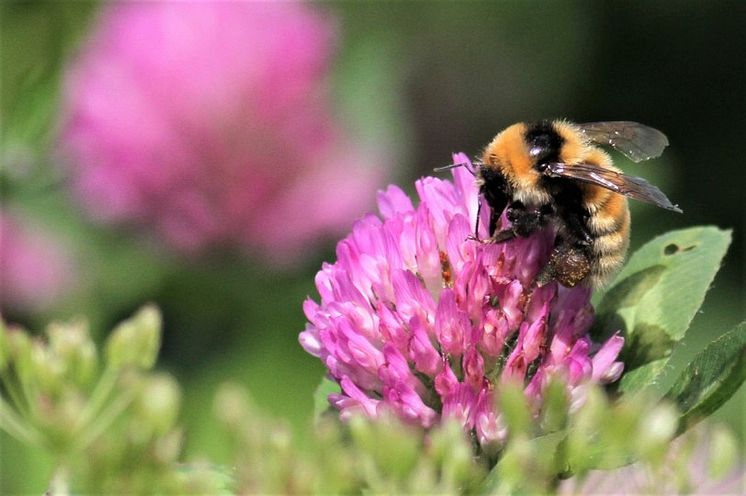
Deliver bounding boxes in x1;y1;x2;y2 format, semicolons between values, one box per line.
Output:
2;1;744;492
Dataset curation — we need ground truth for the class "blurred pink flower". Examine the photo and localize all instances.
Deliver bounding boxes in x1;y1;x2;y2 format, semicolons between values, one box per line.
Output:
300;156;624;447
0;210;76;312
59;2;386;262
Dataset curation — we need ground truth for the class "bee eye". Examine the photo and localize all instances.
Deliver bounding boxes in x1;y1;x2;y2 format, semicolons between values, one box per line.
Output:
529;144;553;167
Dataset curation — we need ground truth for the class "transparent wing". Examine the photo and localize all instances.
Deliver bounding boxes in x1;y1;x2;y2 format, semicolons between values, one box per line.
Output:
578;121;669;162
544;162;682;212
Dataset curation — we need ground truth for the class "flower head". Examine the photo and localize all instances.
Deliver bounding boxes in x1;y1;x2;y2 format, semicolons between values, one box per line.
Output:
300;155;624;446
59;2;386;263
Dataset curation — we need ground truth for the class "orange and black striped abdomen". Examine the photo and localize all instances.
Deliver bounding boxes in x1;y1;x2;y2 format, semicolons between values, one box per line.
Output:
582;180;631;288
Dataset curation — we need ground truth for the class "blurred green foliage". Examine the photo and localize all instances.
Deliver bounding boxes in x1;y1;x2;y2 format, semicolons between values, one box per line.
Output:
1;1;744;493
1;2;96;152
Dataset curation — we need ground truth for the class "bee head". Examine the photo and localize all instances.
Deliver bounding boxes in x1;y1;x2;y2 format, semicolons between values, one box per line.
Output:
525;120;564;169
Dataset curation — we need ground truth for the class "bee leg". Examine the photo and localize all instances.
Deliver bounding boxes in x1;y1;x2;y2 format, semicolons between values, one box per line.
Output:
468;231;513;244
537;242;592;287
468;225;517;244
476;202;553;245
468;198;492;242
469;204;514;243
490;201;552;243
491;229;518;243
563;210;593;247
487;206;500;238
474;199;483;239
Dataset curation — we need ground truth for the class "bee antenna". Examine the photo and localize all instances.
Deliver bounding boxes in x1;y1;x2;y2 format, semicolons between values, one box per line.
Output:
433;162;465;172
433;159;480;176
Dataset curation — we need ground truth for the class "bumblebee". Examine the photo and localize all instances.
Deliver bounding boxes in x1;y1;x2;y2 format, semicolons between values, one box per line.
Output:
474;120;681;288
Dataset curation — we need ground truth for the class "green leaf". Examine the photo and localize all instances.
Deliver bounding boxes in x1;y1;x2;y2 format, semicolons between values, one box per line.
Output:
664;322;746;432
592;227;731;393
313;376;340;420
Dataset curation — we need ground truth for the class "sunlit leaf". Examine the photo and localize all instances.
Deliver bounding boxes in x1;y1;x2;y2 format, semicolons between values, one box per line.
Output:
592;227;731;393
665;322;746;432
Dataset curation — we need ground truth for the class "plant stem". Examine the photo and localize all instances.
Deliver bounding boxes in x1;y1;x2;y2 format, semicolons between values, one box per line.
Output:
48;464;70;496
0;397;43;446
0;366;32;420
71;386;138;454
75;365;117;433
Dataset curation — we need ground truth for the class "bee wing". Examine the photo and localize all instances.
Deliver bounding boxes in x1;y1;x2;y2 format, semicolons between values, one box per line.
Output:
544;162;682;212
577;121;669;162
